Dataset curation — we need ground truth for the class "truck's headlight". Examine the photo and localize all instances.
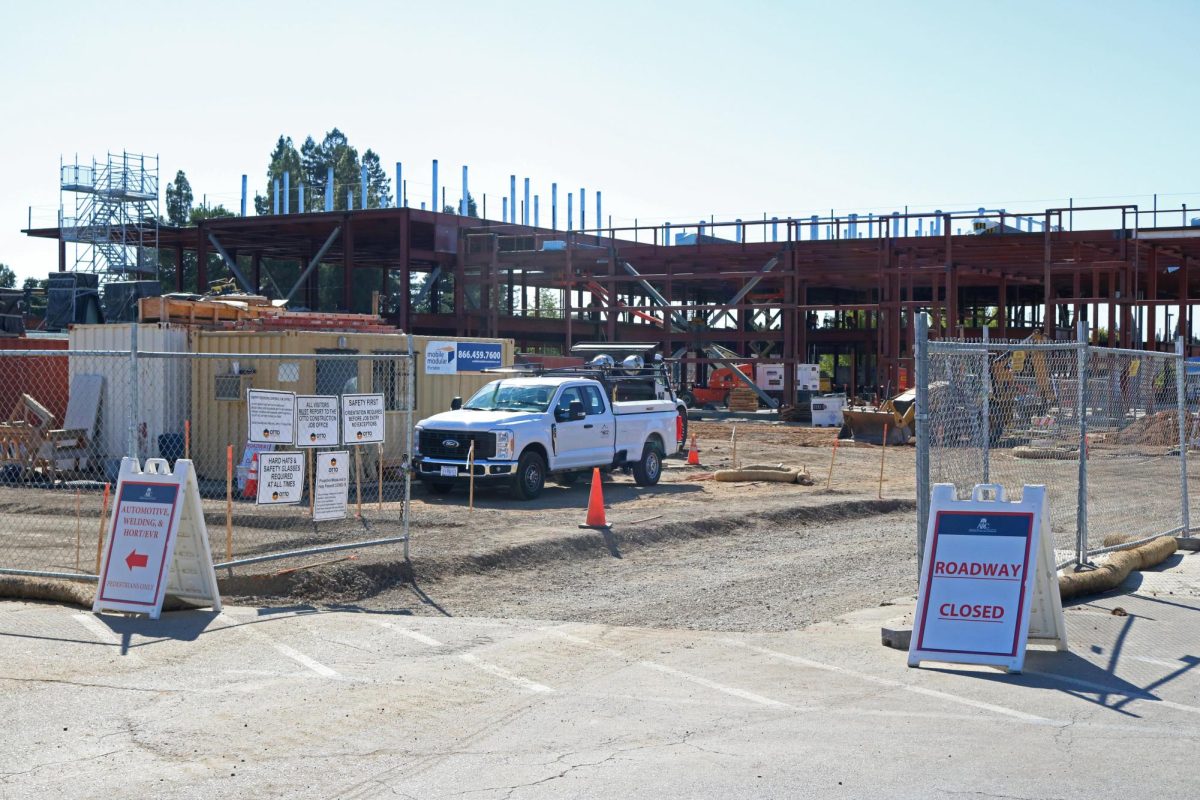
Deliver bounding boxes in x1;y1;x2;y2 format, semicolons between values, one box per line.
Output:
492;429;514;460
413;426;423;455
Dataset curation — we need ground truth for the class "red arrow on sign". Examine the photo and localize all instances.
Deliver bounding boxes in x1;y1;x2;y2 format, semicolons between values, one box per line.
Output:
125;550;149;570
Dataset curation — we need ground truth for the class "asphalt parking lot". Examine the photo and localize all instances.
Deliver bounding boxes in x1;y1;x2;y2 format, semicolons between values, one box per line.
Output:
2;551;1199;799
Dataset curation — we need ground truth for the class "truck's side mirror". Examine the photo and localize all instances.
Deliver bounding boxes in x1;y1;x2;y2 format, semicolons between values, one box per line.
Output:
450;396;462;410
568;399;587;421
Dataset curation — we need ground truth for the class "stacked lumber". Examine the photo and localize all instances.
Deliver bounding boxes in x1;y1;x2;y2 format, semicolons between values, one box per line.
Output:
727;387;759;412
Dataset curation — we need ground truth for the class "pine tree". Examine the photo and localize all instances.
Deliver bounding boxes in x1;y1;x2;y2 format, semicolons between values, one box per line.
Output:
256;135;303;215
164;170;193;226
362;150;392;208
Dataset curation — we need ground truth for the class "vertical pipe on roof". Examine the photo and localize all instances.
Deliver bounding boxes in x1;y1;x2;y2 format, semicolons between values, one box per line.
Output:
283;171;291;214
551;183;558;230
934;210;942;236
325;167;334;212
402;180;407;208
849;213;858;239
360;164;368;209
597;192;602;238
665;222;672;246
298;183;305;212
891;211;899;238
240;175;247;217
509;175;516;225
273;178;280;215
396;162;403;208
347;189;354;210
809;215;818;240
736;219;743;242
567;192;573;230
534;195;540;228
868;212;874;238
580;189;586;231
461;165;469;216
699;220;705;238
772;217;778;242
523;178;530;225
436;159;446;214
503;197;508;224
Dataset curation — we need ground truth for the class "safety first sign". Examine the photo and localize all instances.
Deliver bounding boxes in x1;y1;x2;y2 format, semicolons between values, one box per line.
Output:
909;484;1066;673
341;393;385;444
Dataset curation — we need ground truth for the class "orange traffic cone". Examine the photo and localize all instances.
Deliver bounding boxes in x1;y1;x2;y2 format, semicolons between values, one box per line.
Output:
243;452;259;499
579;467;609;528
686;433;700;466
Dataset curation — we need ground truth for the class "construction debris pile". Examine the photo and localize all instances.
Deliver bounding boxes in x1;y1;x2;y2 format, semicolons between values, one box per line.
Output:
1109;410;1194;447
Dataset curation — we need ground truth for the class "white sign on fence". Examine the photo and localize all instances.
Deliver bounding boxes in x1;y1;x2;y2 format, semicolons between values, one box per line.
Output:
296;395;340;448
256;451;304;505
94;457;220;619
313;450;351;522
909;484;1066;673
248;389;296;444
341;393;385;444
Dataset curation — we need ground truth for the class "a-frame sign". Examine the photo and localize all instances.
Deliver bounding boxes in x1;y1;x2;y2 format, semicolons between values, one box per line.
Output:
909;484;1066;674
94;457;221;619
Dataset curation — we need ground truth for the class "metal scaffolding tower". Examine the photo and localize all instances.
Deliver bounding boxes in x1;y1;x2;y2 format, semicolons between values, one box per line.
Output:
59;151;159;284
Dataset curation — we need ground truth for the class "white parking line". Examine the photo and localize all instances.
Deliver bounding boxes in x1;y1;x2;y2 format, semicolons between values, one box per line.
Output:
217;613;341;679
459;653;553;693
542;627;790;710
1024;669;1200;716
375;619;552;693
725;640;1060;726
638;660;791;709
70;613;140;662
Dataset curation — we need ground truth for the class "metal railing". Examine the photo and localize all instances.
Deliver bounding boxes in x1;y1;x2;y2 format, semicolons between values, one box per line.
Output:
916;317;1193;571
0;339;414;582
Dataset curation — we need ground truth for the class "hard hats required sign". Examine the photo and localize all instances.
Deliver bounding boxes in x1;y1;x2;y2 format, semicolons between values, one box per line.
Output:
909;484;1066;673
256;451;304;504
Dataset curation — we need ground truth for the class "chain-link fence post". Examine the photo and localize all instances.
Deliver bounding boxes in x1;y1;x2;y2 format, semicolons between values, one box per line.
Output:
1177;335;1191;537
915;312;930;578
128;322;139;461
403;336;414;561
1075;322;1089;567
982;325;990;484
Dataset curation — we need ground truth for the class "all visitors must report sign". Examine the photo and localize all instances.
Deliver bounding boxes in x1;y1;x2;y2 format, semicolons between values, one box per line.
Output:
908;484;1066;674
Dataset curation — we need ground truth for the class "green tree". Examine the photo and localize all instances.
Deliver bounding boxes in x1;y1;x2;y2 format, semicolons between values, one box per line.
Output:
164;170;193;226
443;192;479;217
534;287;560;318
361;149;392;208
253;135;304;215
300;129;361;211
0;263;15;288
190;204;236;223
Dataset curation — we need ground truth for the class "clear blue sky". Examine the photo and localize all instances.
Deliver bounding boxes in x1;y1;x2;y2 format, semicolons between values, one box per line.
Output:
1;0;1197;282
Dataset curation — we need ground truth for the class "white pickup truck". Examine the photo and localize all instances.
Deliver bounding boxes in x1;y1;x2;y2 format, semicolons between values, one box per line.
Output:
413;376;681;499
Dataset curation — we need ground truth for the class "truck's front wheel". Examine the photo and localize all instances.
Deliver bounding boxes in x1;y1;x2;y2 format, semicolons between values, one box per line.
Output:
512;451;546;500
632;443;663;487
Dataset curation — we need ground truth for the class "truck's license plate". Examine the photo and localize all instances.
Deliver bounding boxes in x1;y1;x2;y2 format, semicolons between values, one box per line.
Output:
440;466;458;477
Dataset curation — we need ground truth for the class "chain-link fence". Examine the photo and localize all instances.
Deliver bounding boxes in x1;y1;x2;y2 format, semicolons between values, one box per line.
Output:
917;319;1192;570
0;345;413;582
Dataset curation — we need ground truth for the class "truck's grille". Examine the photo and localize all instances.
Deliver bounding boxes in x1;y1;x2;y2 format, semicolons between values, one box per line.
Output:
419;430;497;460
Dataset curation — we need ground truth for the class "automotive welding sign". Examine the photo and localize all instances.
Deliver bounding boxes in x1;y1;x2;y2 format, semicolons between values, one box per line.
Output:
95;480;181;610
425;341;502;374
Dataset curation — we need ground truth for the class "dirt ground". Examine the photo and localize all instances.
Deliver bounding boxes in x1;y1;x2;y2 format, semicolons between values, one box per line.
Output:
0;420;923;632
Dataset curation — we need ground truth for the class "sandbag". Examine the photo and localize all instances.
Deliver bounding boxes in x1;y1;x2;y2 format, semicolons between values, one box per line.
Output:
1013;445;1078;460
713;464;814;485
1058;536;1178;600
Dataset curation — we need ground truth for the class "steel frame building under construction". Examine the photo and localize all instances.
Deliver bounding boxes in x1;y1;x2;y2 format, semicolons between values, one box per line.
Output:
25;202;1200;403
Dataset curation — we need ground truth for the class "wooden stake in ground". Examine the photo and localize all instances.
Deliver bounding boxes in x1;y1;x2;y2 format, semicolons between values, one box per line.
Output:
74;489;81;572
94;482;110;574
225;444;233;561
878;424;889;499
184;419;191;460
467;440;476;513
355;446;363;518
731;427;738;469
826;438;839;491
308;448;315;517
377;443;384;512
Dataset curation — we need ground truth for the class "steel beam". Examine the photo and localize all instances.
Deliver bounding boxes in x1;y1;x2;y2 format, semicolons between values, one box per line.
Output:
205;232;254;292
283;226;342;303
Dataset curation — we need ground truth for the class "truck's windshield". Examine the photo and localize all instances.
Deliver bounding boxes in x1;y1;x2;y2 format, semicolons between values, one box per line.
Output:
463;381;556;412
